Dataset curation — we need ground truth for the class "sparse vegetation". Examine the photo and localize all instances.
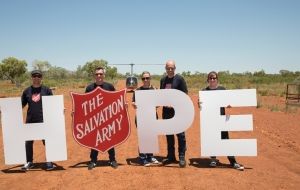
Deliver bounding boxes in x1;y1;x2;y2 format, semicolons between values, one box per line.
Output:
1;57;299;112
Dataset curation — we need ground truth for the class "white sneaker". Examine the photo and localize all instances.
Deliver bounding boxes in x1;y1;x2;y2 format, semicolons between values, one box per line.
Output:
233;163;244;171
149;157;159;164
21;162;34;171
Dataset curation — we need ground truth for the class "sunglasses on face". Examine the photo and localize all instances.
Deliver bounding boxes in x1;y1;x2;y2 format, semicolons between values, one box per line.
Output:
209;77;217;80
32;74;42;78
95;73;104;76
166;67;175;71
141;77;150;81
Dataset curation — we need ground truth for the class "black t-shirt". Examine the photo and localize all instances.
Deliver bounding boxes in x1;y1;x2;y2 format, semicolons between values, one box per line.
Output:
160;74;188;93
160;74;188;114
85;82;115;93
163;77;173;89
21;85;53;123
202;85;226;115
202;86;226;91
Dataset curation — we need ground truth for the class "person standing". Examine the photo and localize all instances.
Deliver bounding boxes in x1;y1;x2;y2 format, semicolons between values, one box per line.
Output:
202;71;244;171
21;70;55;171
132;71;159;166
160;60;188;168
86;67;118;170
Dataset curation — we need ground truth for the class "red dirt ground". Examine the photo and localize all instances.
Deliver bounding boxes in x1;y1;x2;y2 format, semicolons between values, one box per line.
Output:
0;80;300;190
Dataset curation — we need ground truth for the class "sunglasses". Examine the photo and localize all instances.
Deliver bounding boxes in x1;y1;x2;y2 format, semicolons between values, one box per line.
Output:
209;77;217;80
95;73;104;76
141;77;150;81
32;74;42;78
166;67;175;70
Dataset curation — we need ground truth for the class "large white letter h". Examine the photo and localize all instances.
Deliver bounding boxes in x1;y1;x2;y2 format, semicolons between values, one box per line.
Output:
0;96;67;164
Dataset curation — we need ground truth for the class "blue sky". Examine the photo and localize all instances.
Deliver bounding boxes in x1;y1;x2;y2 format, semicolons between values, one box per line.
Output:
0;0;299;75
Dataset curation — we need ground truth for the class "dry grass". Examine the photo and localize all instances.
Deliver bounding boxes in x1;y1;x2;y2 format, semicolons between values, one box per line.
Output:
0;78;298;113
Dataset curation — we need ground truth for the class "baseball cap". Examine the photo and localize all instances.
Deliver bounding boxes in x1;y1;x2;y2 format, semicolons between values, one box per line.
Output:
31;70;43;76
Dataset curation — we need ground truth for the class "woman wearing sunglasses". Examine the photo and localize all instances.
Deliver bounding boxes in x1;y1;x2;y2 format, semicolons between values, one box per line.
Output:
202;71;244;171
132;71;159;166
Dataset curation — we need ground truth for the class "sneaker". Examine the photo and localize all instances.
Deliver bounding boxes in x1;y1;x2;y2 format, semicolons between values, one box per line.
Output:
141;159;150;167
233;163;244;171
21;162;34;171
209;160;217;167
46;162;55;171
179;156;186;168
148;157;159;164
88;162;96;170
162;157;176;165
109;160;118;169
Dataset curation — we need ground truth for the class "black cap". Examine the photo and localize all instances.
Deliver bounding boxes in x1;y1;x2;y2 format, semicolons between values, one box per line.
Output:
31;70;43;76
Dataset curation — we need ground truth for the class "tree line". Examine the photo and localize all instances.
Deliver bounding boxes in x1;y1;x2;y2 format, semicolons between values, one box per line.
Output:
0;57;118;86
1;56;299;88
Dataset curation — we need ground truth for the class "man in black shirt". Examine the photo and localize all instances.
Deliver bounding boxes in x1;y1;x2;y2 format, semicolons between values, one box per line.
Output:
160;60;188;168
21;70;55;171
86;67;118;170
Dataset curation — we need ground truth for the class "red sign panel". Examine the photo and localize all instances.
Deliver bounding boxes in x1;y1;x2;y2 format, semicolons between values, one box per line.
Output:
70;87;130;153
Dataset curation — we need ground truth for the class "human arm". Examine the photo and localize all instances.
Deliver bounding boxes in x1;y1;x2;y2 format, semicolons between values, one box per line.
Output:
21;90;28;108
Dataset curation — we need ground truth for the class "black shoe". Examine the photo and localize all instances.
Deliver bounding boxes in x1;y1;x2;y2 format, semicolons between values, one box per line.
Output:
140;159;150;167
209;159;218;167
162;157;176;165
88;162;96;170
45;162;55;171
179;156;186;168
109;160;118;169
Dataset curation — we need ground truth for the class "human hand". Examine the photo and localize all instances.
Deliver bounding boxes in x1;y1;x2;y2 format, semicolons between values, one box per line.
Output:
132;102;137;109
198;98;202;110
225;105;232;121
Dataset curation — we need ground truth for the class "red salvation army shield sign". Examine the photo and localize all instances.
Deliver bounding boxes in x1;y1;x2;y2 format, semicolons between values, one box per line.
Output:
70;87;130;153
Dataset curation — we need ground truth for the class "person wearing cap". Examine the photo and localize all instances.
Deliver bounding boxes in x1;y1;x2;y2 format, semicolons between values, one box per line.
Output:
160;60;188;168
132;71;160;166
201;71;244;171
21;70;55;171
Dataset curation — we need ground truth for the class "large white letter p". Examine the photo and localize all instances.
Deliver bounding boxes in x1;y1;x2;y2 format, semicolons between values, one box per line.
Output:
135;89;194;153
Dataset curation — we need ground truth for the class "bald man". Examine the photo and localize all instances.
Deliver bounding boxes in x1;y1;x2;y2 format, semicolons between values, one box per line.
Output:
160;60;188;168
